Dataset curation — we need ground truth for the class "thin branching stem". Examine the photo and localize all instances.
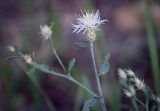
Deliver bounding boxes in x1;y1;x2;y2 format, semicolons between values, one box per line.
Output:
68;75;98;97
30;61;98;97
146;100;149;111
49;38;67;73
135;97;147;110
131;96;139;111
47;37;99;97
90;42;107;111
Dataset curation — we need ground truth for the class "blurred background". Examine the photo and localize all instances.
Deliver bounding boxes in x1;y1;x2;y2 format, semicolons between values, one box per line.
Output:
0;0;160;111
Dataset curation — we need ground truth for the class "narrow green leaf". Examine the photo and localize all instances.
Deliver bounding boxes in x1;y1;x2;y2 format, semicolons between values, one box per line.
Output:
98;53;110;76
68;58;75;72
82;98;97;111
32;63;52;73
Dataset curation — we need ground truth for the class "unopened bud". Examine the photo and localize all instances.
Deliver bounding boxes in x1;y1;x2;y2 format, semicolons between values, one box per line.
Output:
85;28;96;42
40;25;52;40
8;46;15;52
23;55;32;64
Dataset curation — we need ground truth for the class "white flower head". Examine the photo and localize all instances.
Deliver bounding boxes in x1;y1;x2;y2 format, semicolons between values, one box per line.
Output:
40;25;52;40
124;86;136;98
125;69;135;77
118;68;127;80
72;10;108;34
132;77;145;90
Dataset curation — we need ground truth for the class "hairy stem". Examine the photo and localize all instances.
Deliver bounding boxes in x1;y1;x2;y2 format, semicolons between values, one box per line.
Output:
90;42;107;111
68;75;98;97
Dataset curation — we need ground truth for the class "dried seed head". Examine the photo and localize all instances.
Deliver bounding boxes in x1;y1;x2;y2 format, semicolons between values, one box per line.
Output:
125;69;135;77
8;46;15;52
118;68;127;80
85;28;96;42
23;55;32;64
124;86;135;98
132;77;145;90
40;25;52;40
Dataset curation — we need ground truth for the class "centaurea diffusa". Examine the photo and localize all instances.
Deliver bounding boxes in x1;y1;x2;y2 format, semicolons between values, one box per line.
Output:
125;69;135;77
72;9;108;111
72;10;108;42
131;77;145;90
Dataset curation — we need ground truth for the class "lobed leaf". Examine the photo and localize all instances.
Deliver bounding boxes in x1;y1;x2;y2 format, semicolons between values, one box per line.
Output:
82;97;97;111
98;53;110;76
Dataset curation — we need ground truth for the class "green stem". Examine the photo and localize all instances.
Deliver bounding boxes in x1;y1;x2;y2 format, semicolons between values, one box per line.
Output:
135;97;147;110
143;0;160;94
30;61;98;97
49;38;67;73
146;100;149;111
69;76;98;97
90;42;107;111
131;96;139;111
31;61;67;78
47;38;98;97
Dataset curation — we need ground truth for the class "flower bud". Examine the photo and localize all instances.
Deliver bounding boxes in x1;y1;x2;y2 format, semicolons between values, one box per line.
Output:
40;25;52;40
8;46;15;52
85;28;96;42
23;55;32;64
